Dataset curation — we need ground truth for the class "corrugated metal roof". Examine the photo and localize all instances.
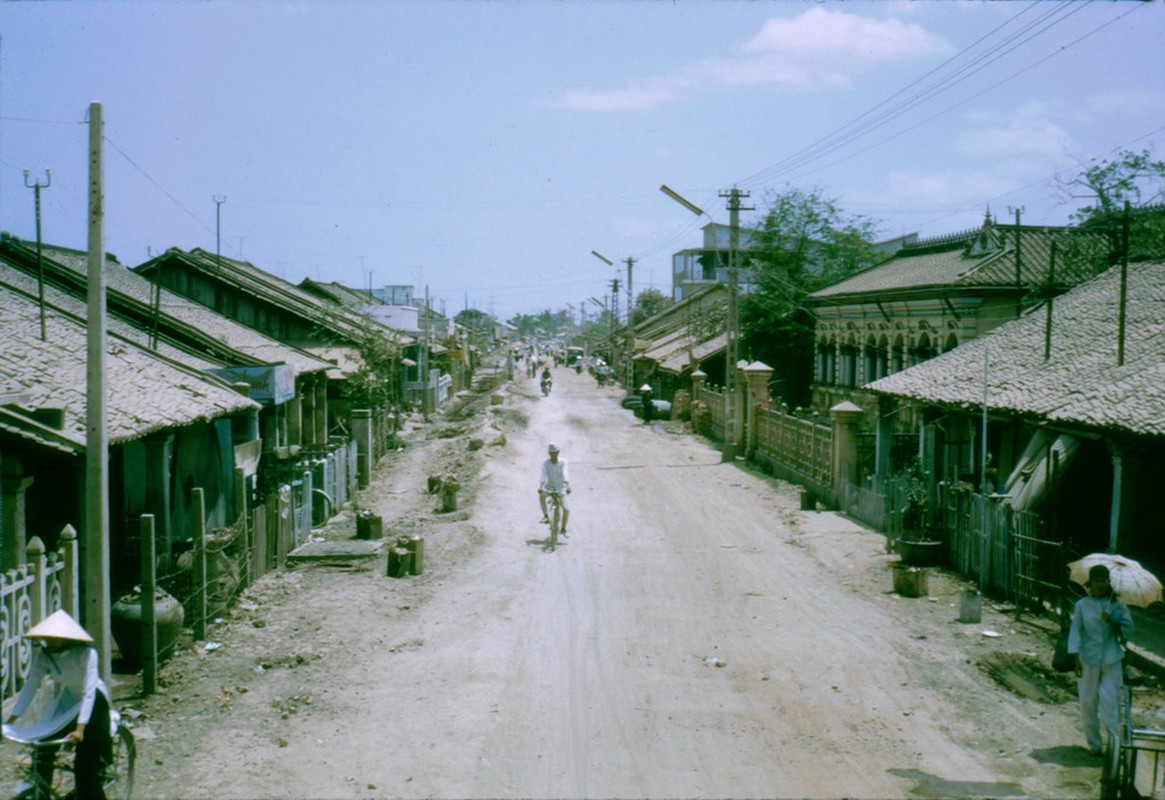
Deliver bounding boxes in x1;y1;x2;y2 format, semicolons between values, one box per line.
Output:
867;260;1165;438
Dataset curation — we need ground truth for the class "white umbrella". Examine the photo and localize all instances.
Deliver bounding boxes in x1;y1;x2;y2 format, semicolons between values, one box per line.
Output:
1068;553;1163;608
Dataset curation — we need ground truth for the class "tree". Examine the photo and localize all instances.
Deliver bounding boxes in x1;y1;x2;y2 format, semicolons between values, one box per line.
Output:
740;187;883;406
629;289;672;326
508;309;572;339
454;308;494;334
1057;149;1165;269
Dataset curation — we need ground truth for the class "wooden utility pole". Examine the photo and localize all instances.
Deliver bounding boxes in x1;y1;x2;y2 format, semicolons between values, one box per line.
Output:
85;101;112;681
721;187;752;462
23;169;51;340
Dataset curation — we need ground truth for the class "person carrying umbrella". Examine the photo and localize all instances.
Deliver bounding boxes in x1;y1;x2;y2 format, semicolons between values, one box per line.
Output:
1067;564;1134;755
4;609;113;799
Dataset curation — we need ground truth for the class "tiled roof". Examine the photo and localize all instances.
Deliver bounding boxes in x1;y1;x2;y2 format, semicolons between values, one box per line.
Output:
137;248;411;347
2;238;334;376
810;223;1082;300
867;260;1165;438
0;282;259;448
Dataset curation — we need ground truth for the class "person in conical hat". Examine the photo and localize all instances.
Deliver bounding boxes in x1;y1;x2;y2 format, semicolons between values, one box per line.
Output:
24;608;95;643
6;609;112;799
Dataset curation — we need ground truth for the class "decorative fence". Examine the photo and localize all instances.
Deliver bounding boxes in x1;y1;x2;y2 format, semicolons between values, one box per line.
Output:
0;528;79;701
753;407;832;491
691;382;726;441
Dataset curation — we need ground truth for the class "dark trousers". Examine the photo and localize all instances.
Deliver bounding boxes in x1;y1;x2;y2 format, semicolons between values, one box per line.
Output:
34;692;111;800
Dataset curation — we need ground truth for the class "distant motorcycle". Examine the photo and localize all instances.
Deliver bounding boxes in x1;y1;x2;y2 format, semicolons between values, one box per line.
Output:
541;378;553;396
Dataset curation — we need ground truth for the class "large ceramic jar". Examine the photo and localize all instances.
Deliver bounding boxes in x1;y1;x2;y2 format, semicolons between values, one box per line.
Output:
111;586;185;670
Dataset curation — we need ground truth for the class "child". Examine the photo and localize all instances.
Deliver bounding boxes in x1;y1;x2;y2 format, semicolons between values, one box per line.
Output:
5;609;113;799
1068;564;1134;755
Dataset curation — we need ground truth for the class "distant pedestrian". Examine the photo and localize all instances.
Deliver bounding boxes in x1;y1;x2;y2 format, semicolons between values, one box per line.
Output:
639;384;653;424
1068;564;1133;755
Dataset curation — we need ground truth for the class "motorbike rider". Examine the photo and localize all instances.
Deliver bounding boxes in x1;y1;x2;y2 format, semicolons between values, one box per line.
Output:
538;442;571;533
540;366;553;395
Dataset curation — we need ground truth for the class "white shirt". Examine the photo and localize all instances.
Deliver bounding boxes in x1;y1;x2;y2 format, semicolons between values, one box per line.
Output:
11;644;110;728
540;457;570;493
1068;594;1133;666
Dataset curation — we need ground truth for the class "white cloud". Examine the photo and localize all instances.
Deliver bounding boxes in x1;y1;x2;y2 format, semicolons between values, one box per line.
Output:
957;118;1075;158
860;169;1014;209
553;8;952;111
1085;88;1165;119
742;8;951;64
555;79;686;112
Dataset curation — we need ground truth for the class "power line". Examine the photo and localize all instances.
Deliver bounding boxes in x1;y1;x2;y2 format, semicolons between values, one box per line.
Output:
103;135;215;237
736;1;1142;191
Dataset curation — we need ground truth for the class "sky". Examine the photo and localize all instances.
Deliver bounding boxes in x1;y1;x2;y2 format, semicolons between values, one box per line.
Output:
0;1;1162;323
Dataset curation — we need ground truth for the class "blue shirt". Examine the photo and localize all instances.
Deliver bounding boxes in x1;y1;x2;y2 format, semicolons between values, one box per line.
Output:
1068;594;1133;666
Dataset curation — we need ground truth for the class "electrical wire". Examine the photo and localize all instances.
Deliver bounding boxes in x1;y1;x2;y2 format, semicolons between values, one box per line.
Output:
104;135;216;238
735;1;1144;192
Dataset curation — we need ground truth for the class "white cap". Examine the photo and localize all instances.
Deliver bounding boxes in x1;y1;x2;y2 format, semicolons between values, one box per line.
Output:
548;443;560;453
639;385;652;392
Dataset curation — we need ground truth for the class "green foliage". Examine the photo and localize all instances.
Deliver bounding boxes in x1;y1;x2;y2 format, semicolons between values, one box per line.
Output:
629;289;672;326
740;187;883;405
340;331;400;409
508;309;573;339
455;308;494;333
1062;148;1165;219
1058;148;1165;269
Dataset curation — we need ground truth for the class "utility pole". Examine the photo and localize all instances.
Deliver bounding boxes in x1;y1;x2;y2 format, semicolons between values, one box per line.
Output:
213;195;226;269
721;187;752;462
624;257;636;326
1010;206;1023;319
24;169;51;340
85;102;112;682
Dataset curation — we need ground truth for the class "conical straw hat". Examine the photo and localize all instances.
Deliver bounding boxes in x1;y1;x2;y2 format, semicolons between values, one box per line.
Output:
24;609;94;643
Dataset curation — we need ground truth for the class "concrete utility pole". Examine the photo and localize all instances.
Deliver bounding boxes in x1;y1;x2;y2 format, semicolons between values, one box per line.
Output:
624;257;635;326
85;101;112;681
23;169;51;340
721;187;752;462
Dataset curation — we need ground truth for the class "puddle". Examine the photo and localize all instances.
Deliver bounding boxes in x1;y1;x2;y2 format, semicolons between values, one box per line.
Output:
889;768;1024;798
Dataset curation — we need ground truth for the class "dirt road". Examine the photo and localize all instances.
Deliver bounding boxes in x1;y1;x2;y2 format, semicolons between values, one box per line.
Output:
114;364;1156;799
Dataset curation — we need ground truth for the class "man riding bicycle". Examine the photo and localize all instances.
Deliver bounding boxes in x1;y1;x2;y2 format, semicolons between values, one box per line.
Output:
538;442;571;534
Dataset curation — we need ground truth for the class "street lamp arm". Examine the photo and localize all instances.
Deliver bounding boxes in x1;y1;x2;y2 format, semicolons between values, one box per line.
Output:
659;184;706;218
591;250;614;266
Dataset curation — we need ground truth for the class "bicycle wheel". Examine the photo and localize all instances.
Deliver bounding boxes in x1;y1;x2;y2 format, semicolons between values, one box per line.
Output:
102;726;136;800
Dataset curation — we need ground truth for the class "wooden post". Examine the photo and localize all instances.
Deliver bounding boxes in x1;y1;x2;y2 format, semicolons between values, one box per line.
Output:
192;488;208;641
139;514;157;696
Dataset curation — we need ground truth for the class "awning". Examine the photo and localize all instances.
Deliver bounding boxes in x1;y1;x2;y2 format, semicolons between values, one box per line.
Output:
1004;431;1082;511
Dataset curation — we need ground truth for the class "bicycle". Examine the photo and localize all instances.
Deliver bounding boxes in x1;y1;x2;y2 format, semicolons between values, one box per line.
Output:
543;490;565;552
3;710;136;800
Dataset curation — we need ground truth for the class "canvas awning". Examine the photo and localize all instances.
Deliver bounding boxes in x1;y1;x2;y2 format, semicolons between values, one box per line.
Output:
1004;431;1082;511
